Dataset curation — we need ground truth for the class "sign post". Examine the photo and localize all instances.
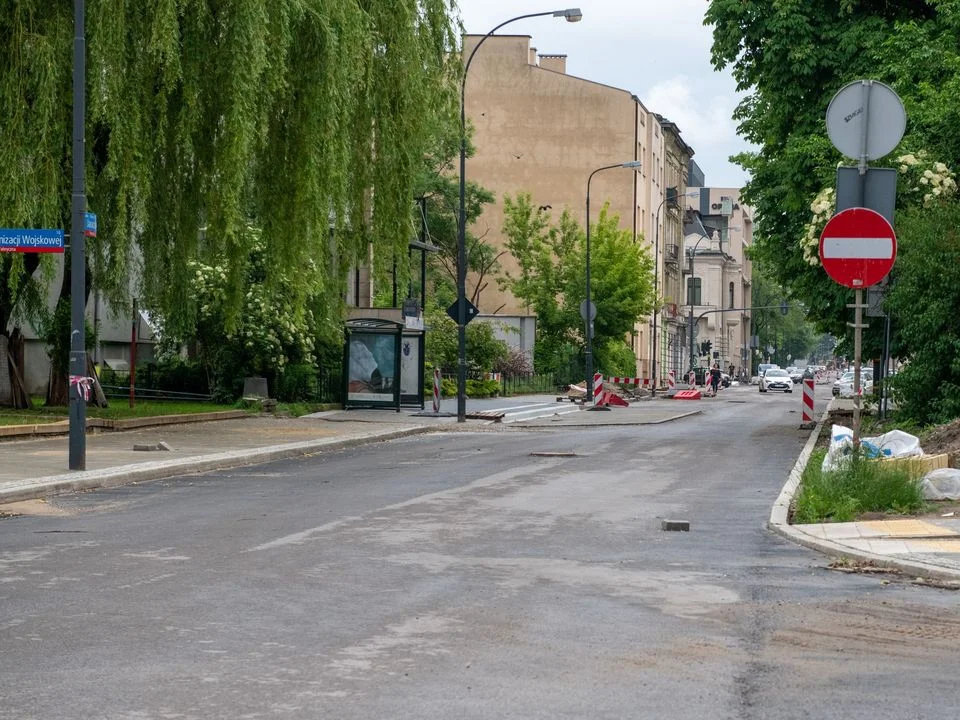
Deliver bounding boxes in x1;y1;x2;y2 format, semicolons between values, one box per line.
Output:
824;79;905;448
819;207;897;445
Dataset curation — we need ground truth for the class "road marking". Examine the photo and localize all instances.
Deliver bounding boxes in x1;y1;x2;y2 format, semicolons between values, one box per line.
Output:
246;457;568;552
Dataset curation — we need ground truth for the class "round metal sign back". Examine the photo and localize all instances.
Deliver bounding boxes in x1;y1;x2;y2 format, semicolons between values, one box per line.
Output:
825;80;906;161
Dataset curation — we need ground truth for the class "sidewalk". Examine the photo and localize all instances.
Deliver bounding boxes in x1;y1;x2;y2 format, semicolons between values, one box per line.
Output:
0;411;451;505
769;400;960;583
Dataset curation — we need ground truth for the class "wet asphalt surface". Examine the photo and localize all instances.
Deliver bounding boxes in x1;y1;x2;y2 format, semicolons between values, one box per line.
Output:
1;385;958;719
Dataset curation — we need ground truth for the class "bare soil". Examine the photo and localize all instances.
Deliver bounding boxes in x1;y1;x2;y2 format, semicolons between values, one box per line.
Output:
920;418;960;462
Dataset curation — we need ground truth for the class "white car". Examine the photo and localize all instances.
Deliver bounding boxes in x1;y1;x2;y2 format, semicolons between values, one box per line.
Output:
833;370;873;397
759;368;793;393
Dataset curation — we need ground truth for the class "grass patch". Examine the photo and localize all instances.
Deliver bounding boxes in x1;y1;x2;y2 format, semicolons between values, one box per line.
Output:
794;448;926;524
0;400;244;424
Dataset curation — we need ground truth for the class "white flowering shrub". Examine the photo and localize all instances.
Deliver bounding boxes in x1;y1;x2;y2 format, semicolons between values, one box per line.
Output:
800;187;836;267
799;152;957;266
896;151;958;208
187;227;317;396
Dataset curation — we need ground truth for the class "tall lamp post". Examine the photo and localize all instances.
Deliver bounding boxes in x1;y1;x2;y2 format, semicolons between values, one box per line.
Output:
585;161;642;404
651;187;699;396
457;8;583;423
69;0;87;470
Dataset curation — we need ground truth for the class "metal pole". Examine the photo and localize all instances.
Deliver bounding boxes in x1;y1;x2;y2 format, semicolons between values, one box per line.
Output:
68;0;87;470
688;248;695;373
651;206;660;396
129;298;137;409
853;288;863;448
585;189;593;404
456;10;574;424
882;311;891;419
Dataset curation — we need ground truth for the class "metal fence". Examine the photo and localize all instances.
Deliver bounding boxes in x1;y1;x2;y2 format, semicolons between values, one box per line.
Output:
439;372;559;397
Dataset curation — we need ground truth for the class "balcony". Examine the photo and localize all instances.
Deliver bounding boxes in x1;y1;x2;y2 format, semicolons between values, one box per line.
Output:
664;244;680;265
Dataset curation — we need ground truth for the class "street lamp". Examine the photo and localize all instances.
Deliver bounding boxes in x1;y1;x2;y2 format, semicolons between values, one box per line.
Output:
69;0;88;470
686;232;711;374
457;8;583;423
651;188;699;396
585;160;642;404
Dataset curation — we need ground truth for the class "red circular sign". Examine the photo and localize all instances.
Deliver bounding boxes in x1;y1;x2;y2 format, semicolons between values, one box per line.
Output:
819;207;896;288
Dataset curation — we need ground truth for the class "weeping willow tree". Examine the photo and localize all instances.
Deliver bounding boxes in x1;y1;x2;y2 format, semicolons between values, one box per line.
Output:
0;0;461;405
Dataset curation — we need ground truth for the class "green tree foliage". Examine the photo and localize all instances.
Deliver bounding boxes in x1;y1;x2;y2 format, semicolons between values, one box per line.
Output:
0;0;459;402
885;202;960;424
501;193;655;379
707;0;960;420
424;309;509;376
705;0;954;334
750;270;817;369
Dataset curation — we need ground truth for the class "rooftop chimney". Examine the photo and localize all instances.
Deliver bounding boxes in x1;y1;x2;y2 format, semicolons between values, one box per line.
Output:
529;46;538;65
538;54;567;73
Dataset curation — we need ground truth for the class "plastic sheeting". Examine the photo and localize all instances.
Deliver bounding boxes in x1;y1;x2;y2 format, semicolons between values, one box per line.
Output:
822;424;923;472
920;468;960;501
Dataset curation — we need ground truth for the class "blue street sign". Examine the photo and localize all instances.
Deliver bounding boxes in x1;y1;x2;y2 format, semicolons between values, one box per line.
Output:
0;228;65;254
84;212;97;237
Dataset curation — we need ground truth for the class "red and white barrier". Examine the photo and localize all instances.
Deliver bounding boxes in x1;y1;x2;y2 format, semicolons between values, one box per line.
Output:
667;371;676;392
688;371;696;389
432;368;441;413
802;378;815;424
606;376;651;387
593;372;603;402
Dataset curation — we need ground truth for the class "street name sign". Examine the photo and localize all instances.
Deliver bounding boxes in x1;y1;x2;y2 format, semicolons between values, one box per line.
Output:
0;228;65;254
819;207;896;288
84;212;97;238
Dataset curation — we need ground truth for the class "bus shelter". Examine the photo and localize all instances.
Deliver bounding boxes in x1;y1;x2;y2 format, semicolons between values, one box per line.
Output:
343;318;425;410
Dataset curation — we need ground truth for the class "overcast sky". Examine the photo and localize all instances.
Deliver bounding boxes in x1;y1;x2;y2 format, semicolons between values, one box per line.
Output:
454;0;755;188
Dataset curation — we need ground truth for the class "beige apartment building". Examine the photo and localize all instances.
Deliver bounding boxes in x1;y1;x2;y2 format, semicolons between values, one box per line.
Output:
463;34;673;380
683;189;754;379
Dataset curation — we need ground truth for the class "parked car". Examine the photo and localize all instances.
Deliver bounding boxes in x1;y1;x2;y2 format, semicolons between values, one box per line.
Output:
759;368;793;393
832;370;873;397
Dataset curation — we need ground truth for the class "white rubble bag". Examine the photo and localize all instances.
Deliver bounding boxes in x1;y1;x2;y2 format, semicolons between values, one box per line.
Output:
920;468;960;501
822;424;923;472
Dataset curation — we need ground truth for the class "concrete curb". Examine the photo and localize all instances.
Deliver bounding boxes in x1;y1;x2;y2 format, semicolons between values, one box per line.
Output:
0;426;431;505
0;410;251;439
768;402;960;582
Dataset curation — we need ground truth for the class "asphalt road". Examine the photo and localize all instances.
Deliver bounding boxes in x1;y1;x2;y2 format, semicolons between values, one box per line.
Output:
2;384;958;719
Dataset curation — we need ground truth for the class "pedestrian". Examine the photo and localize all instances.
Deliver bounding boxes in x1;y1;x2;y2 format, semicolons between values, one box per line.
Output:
709;363;722;396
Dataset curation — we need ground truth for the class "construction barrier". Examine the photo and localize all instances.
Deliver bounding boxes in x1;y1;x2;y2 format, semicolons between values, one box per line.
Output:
688;371;696;389
606;376;651;387
667;370;676;392
593;372;603;403
802;378;814;424
432;368;441;413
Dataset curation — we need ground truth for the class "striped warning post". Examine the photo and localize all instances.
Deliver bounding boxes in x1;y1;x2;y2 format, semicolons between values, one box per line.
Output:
593;372;603;402
688;371;696;389
432;368;441;413
668;371;676;392
802;378;815;424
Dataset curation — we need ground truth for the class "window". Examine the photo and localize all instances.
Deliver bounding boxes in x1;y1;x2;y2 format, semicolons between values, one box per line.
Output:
729;282;735;309
687;277;701;306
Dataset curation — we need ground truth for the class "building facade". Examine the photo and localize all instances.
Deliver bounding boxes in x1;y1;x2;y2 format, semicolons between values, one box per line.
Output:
463;34;673;379
683;188;753;379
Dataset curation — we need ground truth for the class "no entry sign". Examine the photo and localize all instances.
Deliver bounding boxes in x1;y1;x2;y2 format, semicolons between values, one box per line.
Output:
819;207;896;288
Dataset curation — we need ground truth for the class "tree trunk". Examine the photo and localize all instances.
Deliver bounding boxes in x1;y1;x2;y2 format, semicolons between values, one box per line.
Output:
0;334;11;406
47;364;69;406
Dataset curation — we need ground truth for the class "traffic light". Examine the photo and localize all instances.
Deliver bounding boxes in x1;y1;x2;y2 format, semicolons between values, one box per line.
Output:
700;340;712;356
